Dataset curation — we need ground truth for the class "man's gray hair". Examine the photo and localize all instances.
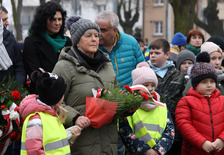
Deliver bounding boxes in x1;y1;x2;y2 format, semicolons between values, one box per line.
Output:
95;11;119;29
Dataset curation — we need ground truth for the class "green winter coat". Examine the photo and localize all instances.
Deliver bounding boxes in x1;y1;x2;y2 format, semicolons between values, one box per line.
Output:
53;46;118;155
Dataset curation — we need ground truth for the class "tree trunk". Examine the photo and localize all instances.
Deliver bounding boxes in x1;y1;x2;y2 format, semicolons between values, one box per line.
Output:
194;0;224;36
117;0;140;35
11;0;23;41
169;0;197;35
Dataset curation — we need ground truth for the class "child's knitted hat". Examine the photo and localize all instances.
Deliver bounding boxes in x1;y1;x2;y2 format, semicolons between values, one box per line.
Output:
132;62;158;87
31;70;67;105
176;50;196;70
191;52;217;87
200;42;222;55
207;35;224;50
171;32;187;46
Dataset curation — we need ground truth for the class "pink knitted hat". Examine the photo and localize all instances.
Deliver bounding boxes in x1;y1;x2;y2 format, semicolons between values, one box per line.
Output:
132;62;158;86
200;42;222;55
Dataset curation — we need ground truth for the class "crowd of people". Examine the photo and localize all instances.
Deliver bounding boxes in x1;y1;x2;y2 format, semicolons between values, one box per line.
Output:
1;1;224;155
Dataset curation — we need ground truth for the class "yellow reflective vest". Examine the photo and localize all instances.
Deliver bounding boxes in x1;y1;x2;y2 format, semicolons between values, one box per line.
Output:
127;105;167;148
21;112;70;155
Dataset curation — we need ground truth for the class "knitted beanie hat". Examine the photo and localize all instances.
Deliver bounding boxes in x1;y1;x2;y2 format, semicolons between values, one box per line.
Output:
207;35;224;50
191;52;217;87
176;50;196;70
200;42;222;55
31;70;67;105
66;16;100;45
171;32;187;46
132;62;158;87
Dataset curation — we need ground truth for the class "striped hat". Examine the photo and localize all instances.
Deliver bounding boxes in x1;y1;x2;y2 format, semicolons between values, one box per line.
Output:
191;52;217;87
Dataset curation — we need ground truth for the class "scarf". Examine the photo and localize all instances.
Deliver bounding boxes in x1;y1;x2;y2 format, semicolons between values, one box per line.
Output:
0;19;12;70
42;33;67;53
76;47;108;72
149;61;174;78
186;44;201;56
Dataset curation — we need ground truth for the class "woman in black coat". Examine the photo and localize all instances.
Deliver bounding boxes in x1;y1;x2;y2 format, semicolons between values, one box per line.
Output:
23;1;72;93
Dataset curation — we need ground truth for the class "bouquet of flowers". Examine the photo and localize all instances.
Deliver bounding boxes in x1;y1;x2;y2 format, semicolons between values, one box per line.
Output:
85;84;165;128
0;77;29;154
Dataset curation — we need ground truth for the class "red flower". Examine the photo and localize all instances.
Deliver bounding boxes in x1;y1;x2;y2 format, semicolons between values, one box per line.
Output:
123;85;132;93
1;91;6;96
152;92;157;100
141;93;149;101
11;90;21;100
26;78;31;87
1;105;5;109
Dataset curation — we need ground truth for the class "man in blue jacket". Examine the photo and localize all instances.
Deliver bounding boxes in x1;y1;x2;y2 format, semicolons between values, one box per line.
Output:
95;11;145;88
95;11;145;155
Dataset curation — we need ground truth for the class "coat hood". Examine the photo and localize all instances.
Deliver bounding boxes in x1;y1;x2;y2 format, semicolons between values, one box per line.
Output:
19;94;57;119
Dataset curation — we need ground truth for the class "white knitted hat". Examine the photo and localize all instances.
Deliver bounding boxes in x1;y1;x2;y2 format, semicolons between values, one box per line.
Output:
200;42;222;55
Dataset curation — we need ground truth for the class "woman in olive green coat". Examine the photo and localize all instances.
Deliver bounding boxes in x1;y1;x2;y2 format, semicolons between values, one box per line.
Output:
53;16;118;155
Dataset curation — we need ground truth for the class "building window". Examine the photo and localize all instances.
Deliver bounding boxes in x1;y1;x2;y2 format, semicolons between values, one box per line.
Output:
154;0;164;6
154;21;163;35
98;5;106;13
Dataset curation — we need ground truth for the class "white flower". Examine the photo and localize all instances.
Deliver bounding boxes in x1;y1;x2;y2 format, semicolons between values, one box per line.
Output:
9;111;19;120
0;129;2;137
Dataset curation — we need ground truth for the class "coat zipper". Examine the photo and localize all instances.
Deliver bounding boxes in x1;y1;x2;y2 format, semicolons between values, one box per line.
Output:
114;56;119;74
207;99;214;142
208;99;214;155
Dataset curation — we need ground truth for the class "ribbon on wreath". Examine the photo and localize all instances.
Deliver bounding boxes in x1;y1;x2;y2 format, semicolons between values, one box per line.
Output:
0;102;20;152
1;111;13;140
129;85;166;107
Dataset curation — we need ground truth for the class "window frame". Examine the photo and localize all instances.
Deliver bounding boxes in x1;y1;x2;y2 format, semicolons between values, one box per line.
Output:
154;21;163;36
153;0;164;6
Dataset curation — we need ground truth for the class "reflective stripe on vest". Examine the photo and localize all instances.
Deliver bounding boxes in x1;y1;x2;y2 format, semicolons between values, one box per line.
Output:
21;112;71;155
127;105;167;148
44;138;69;151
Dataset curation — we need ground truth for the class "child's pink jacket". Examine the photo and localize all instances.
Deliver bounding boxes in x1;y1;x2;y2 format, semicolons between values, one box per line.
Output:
19;94;58;155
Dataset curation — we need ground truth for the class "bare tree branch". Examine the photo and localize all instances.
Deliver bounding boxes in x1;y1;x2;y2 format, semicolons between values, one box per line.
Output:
11;0;23;40
117;0;140;35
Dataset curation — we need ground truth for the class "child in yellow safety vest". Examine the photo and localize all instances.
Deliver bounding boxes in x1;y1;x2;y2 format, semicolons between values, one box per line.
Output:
19;70;81;154
119;62;175;155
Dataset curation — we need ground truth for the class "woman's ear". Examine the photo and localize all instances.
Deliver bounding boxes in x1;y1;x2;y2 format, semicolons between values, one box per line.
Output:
77;42;80;48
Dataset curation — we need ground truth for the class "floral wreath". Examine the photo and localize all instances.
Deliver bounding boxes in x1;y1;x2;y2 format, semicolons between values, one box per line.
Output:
0;77;29;153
